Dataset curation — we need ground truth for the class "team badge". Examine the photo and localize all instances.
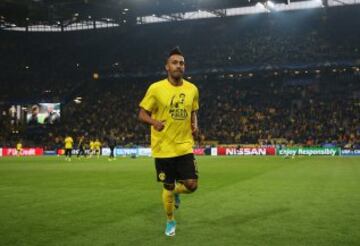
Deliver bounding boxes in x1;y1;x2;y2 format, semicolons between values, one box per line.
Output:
158;172;166;181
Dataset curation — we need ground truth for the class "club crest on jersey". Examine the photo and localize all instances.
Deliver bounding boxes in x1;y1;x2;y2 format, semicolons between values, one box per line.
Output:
169;93;188;120
158;172;166;181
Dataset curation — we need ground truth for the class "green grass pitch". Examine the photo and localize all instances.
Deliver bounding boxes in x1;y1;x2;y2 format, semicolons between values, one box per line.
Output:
0;156;359;246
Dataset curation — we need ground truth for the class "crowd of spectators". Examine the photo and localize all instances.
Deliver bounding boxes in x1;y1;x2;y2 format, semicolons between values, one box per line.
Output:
1;71;359;149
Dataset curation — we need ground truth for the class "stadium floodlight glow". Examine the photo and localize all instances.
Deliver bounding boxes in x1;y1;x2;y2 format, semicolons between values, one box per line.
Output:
263;1;277;11
267;1;275;8
255;2;265;8
255;2;271;12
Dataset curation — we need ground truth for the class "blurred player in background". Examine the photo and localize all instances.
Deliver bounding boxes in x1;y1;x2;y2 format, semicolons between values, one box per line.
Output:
16;140;23;156
77;135;87;158
94;138;102;158
107;136;117;161
64;135;74;161
89;139;95;158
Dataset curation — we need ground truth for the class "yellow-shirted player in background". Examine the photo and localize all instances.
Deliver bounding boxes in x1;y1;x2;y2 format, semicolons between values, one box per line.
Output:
94;138;101;158
89;139;95;158
64;135;74;161
16;141;23;156
138;47;199;237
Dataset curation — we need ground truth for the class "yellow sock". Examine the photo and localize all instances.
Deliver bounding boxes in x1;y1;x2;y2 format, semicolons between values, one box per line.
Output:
162;188;175;221
174;182;191;194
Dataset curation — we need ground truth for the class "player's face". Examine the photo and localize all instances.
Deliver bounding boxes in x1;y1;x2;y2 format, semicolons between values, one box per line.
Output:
166;55;185;80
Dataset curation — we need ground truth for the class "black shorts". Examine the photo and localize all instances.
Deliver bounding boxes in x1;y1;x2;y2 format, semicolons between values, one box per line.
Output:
65;148;72;156
155;153;198;184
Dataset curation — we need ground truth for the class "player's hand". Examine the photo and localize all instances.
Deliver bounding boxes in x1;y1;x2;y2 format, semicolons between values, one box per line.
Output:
192;123;199;136
152;120;165;131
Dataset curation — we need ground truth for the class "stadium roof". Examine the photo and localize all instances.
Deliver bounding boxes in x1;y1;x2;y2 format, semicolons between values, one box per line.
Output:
0;0;359;31
0;0;312;26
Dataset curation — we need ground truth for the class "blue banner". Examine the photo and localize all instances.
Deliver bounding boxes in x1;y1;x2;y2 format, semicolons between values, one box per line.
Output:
115;148;138;156
341;149;360;156
44;150;57;156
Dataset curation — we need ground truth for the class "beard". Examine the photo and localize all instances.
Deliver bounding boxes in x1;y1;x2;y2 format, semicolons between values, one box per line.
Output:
171;70;184;80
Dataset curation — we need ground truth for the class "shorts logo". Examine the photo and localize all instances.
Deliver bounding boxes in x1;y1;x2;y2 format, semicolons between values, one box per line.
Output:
158;172;166;181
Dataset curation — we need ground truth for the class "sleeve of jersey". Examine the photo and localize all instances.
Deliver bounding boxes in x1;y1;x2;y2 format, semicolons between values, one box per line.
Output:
139;85;156;112
192;87;199;111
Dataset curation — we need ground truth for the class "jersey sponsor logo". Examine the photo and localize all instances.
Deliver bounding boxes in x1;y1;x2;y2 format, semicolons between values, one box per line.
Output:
169;93;188;120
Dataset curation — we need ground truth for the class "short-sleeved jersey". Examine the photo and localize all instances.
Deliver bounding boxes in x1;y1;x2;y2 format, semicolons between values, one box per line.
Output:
94;141;101;150
139;78;199;158
64;137;74;149
16;143;22;150
90;141;95;150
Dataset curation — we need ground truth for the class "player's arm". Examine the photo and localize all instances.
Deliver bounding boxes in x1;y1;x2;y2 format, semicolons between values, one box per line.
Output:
138;108;165;131
191;86;200;136
191;111;199;136
139;85;165;131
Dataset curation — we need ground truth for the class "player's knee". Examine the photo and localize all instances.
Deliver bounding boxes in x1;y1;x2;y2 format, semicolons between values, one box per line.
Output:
163;183;175;191
185;181;198;193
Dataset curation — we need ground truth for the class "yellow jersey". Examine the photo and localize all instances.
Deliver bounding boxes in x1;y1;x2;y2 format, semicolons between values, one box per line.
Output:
90;141;95;150
64;137;74;149
16;143;22;150
139;78;199;158
94;141;101;150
